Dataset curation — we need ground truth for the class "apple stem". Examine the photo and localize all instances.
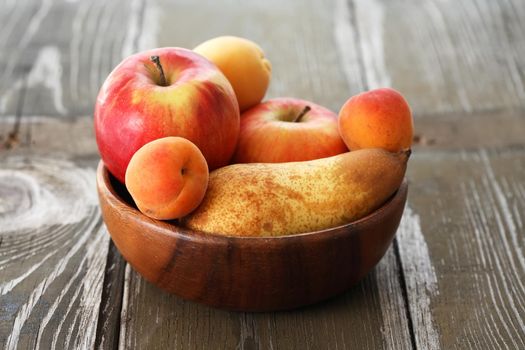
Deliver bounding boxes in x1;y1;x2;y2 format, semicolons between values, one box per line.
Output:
150;55;167;86
292;106;311;123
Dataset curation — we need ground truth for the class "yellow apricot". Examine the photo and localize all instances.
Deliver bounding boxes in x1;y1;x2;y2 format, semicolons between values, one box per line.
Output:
194;36;272;112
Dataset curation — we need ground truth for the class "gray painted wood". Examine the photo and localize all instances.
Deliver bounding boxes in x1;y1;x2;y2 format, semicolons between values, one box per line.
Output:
412;108;525;151
3;0;523;118
95;241;126;350
0;116;122;349
0;0;129;345
401;148;525;349
119;251;411;350
0;0;145;117
0;154;107;349
350;0;525;115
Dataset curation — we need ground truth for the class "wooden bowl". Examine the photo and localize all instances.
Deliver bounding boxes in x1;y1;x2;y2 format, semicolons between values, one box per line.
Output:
96;162;408;312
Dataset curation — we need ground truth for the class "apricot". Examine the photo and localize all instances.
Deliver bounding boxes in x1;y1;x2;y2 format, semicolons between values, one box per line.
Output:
338;88;413;152
125;137;209;220
194;36;272;112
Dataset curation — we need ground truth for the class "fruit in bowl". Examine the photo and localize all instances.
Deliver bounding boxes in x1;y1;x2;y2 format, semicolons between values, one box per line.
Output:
97;163;408;311
94;47;240;184
94;36;414;311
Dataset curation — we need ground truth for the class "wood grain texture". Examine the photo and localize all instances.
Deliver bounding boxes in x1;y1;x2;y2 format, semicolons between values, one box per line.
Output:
1;115;98;156
402;148;525;349
94;240;126;350
4;0;522;118
0;0;149;347
396;204;440;349
0;0;148;117
1;0;523;118
0;113;124;349
411;107;525;151
349;0;525;115
118;251;414;350
374;246;413;350
0;156;108;349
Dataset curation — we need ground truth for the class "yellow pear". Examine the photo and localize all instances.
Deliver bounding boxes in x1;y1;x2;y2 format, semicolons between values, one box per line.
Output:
181;149;410;237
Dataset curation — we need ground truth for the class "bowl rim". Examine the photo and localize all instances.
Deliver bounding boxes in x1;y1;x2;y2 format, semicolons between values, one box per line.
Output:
97;161;408;242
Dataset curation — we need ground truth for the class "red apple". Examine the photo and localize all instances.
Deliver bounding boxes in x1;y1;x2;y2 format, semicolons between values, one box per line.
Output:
94;47;240;183
232;98;347;163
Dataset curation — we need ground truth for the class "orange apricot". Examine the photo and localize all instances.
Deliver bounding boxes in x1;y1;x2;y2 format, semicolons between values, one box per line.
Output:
125;137;209;220
338;88;413;152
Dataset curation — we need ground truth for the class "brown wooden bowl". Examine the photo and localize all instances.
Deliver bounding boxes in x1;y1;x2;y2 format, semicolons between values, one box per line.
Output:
96;161;408;312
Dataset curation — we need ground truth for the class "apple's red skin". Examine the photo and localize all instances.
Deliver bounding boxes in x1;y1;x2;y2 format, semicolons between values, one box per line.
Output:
233;98;348;163
95;47;240;183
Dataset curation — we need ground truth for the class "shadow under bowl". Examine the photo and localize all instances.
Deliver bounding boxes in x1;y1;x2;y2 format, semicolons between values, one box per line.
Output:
96;161;408;312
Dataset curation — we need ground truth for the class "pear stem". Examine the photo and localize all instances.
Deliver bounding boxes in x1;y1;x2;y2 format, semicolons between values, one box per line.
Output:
292;106;311;123
150;55;167;86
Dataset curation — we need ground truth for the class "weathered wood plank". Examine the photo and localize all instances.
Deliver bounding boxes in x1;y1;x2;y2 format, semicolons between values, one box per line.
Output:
412;108;525;150
95;240;126;350
401;148;525;349
2;0;524;118
1;115;98;157
350;0;525;115
0;155;109;349
118;0;412;349
0;0;148;117
119;251;411;350
6;0;523;119
0;113;126;348
0;0;34;115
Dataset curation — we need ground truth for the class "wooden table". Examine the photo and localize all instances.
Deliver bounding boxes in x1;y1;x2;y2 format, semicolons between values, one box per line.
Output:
1;0;524;349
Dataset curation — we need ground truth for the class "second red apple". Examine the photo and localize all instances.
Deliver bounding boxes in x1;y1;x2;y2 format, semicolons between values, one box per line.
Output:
233;98;347;163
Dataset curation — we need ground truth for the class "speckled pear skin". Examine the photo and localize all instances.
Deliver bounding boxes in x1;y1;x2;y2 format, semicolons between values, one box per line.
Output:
181;148;409;237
